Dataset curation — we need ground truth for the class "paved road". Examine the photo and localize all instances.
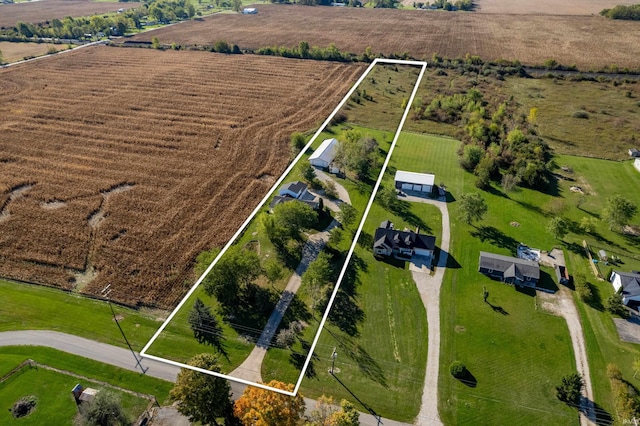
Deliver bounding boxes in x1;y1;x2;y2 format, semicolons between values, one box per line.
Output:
403;195;450;426
0;330;410;425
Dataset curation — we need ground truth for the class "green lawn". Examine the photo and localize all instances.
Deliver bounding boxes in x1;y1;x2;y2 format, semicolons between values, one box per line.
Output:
0;346;173;403
392;132;580;425
0;360;153;425
549;155;640;421
0;279;161;350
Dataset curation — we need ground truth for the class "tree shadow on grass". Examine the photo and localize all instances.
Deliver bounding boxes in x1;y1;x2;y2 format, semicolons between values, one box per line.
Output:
290;339;318;379
281;294;312;328
486;301;508;315
564;241;587;258
586;281;604;311
325;328;387;388
471;226;519;254
221;284;278;337
357;231;373;251
317;254;366;337
456;369;477;388
387;198;430;233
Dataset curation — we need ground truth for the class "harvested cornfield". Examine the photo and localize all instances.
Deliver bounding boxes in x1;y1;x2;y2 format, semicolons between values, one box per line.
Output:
128;5;640;70
0;46;364;308
0;0;140;28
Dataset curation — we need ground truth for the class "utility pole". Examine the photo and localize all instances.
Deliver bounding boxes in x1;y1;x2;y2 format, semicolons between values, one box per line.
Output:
329;347;337;375
101;284;147;374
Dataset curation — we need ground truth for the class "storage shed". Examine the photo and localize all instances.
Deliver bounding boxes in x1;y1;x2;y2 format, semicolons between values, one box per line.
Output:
309;138;339;170
394;171;435;194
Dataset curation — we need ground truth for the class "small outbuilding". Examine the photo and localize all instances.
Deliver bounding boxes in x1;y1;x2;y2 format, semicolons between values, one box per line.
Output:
309;138;339;171
242;7;258;14
629;148;640;157
611;271;640;306
394;171;435;194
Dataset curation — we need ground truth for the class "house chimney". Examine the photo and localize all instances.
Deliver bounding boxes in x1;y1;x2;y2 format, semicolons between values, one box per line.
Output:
416;226;420;234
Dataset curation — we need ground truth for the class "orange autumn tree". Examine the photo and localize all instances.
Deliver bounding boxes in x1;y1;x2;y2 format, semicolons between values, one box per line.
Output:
234;380;305;426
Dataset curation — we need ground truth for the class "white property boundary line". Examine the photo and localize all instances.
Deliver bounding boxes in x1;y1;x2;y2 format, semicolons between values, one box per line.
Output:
140;58;428;396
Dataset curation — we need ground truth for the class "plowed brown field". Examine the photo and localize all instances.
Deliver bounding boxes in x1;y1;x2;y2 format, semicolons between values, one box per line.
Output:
0;0;140;28
0;46;364;308
472;0;639;15
129;5;640;70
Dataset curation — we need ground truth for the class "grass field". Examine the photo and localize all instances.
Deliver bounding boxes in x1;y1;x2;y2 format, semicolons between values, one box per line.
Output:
0;42;67;64
128;4;640;70
393;133;579;424
552;155;640;419
0;364;151;425
402;67;640;161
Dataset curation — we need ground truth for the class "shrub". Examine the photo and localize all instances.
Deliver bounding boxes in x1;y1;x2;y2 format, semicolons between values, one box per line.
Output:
607;364;640;421
450;361;466;379
556;373;584;406
572;110;589;119
606;293;629;318
574;273;592;303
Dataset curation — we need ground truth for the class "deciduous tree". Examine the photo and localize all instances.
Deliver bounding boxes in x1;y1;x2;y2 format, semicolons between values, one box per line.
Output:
306;396;360;426
457;193;488;225
602;195;637;231
273;200;318;239
203;248;262;305
546;217;568;240
234;380;305;426
170;353;232;426
337;203;357;230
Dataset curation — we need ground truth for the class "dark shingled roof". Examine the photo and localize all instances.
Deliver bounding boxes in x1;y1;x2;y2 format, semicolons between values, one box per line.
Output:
614;271;640;298
280;181;307;195
373;228;435;252
479;251;540;280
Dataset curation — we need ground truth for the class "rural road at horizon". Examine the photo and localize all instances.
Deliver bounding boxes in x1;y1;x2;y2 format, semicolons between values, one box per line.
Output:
0;330;412;426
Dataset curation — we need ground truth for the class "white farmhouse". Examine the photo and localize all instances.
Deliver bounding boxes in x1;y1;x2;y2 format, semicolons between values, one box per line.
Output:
635;158;640;173
394;170;435;194
309;138;339;171
611;271;640;306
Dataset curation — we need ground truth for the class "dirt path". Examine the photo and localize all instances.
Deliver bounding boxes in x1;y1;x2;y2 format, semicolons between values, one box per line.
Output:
539;288;596;425
230;220;338;383
404;195;450;426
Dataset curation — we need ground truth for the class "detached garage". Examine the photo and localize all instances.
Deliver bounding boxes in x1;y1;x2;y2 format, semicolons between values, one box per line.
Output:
309;138;338;170
394;171;435;194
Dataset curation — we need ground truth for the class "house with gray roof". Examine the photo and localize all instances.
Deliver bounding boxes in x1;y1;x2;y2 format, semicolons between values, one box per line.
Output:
478;251;540;288
373;220;436;264
270;181;319;211
611;271;640;306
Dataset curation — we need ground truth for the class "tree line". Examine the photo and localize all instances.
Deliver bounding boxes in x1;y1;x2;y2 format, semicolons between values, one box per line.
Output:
1;0;196;41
